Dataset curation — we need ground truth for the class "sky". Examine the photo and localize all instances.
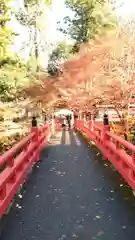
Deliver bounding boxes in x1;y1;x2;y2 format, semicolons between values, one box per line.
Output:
10;0;135;46
49;0;73;42
9;0;72;42
115;0;135;19
8;0;135;65
8;0;72;63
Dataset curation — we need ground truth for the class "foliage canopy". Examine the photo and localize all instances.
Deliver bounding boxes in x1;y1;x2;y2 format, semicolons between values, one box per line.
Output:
58;0;117;49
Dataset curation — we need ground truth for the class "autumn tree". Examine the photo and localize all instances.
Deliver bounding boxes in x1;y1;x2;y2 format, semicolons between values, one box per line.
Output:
23;15;135;142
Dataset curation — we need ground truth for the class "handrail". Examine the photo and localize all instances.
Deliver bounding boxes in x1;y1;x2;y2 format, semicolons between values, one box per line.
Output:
0;133;35;166
0;121;53;216
75;119;135;191
94;122;103;131
107;131;135;152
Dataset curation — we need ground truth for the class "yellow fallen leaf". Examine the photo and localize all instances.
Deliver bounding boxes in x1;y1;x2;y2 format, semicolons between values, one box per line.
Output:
96;216;101;219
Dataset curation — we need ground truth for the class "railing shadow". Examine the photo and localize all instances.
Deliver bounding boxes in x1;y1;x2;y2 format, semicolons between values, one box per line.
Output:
68;130;77;145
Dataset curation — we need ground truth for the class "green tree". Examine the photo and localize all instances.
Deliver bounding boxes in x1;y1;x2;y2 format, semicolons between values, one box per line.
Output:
47;41;72;76
0;0;16;60
24;0;52;8
0;1;38;103
58;0;116;51
16;0;52;72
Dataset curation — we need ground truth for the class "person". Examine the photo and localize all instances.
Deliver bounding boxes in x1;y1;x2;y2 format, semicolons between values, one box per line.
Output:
69;114;72;127
62;117;66;129
66;114;72;129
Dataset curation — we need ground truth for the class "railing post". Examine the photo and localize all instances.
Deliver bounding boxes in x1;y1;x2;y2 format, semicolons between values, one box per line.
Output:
44;114;47;123
90;113;95;132
31;116;40;162
46;121;51;143
32;116;37;128
103;114;110;160
73;112;78;129
44;114;51;141
51;116;55;136
89;112;93;131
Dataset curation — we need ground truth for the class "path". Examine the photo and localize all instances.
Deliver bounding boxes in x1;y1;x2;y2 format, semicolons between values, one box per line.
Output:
1;130;135;240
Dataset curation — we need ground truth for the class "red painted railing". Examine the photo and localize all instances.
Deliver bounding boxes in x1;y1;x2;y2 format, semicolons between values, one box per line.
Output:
0;122;52;216
76;119;135;191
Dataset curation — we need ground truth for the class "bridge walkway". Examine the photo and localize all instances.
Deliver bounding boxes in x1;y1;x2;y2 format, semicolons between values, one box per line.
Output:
1;130;135;240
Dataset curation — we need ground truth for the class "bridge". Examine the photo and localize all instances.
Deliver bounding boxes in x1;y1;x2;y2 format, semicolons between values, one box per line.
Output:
1;115;135;239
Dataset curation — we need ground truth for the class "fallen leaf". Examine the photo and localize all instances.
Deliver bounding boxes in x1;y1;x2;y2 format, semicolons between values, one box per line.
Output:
58;234;66;240
80;205;85;209
110;190;114;193
110;197;114;201
132;191;135;196
96;216;101;219
76;224;84;229
72;233;78;238
18;194;23;199
16;204;22;209
97;231;104;237
122;225;127;229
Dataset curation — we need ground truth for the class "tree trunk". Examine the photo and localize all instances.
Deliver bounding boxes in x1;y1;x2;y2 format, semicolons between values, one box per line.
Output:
34;27;39;72
34;0;39;73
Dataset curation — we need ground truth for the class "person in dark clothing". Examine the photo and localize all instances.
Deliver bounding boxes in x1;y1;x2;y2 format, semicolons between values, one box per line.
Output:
66;114;72;129
62;118;66;129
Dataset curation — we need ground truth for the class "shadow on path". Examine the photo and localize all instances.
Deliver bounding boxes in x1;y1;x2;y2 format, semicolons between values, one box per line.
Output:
69;130;77;145
61;129;66;144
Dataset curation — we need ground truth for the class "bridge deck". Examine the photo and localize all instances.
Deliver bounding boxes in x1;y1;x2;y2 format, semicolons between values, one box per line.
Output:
1;130;135;240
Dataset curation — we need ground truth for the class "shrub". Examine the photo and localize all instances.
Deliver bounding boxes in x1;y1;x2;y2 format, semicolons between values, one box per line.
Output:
0;116;4;121
0;132;28;154
12;117;20;123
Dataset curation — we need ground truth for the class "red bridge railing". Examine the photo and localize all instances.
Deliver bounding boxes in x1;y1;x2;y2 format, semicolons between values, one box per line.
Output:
75;119;135;191
0;121;53;216
1;115;135;216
